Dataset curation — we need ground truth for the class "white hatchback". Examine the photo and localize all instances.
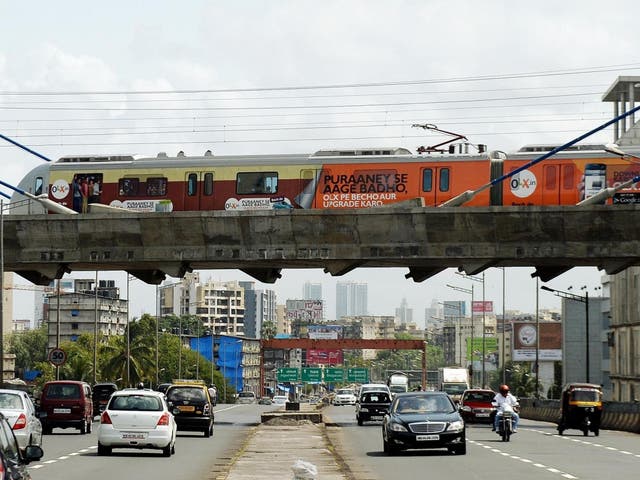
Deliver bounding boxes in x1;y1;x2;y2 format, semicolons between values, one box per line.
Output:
0;389;42;453
97;388;177;457
332;389;357;406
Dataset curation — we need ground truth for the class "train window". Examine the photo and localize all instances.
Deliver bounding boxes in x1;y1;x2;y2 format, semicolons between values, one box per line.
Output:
119;178;139;196
563;164;575;189
439;168;450;192
204;173;214;196
545;165;557;190
187;173;198;196
35;176;44;196
237;172;278;195
146;177;167;196
422;169;433;192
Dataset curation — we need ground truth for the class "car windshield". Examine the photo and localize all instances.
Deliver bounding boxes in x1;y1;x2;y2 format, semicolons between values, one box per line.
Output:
361;392;390;403
464;392;494;403
110;395;162;411
238;392;255;399
395;395;453;414
571;390;601;402
167;387;206;402
46;384;80;399
337;389;353;395
0;393;23;409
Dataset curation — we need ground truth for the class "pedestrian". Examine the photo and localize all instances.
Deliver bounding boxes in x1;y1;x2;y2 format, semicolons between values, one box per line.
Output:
72;176;82;212
80;178;89;213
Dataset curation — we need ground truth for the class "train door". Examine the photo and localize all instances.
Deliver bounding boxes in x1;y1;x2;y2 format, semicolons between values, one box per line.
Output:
421;166;451;206
297;169;321;209
541;163;578;205
183;171;215;211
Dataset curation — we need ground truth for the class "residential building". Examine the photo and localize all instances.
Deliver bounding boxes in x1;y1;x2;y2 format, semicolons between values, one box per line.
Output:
45;279;128;350
239;281;277;338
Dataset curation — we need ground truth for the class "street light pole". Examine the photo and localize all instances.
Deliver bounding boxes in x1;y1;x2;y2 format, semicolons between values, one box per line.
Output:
541;285;590;383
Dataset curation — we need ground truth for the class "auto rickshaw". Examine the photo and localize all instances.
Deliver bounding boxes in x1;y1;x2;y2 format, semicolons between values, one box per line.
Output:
557;383;603;436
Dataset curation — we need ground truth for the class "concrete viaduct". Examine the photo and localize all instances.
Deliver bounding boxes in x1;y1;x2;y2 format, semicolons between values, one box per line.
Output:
3;204;640;285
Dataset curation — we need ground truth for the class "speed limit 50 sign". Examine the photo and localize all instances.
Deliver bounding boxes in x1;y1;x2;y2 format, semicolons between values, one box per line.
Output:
48;348;67;367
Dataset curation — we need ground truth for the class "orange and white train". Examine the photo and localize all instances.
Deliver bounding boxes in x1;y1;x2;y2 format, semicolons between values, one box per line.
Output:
10;143;640;214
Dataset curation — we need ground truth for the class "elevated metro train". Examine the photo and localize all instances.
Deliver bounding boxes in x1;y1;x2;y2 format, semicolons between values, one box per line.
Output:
10;143;640;214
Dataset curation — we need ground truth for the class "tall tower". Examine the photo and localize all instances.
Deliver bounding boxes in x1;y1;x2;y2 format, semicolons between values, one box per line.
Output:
336;281;368;320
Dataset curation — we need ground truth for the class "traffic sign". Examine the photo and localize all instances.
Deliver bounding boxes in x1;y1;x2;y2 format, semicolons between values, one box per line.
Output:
347;367;369;383
301;367;322;383
323;368;345;383
48;348;67;367
277;367;300;382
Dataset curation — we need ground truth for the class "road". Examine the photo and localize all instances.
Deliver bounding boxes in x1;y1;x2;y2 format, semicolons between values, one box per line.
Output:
28;403;266;480
323;405;640;479
26;403;640;479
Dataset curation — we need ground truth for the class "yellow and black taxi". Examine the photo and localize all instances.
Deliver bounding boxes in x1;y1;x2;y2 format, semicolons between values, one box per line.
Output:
165;381;214;437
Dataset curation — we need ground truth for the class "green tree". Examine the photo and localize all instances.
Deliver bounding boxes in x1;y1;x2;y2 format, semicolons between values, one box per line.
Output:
101;314;155;386
260;320;277;340
7;325;48;370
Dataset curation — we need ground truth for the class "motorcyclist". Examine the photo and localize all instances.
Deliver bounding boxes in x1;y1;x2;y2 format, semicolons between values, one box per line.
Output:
492;384;520;432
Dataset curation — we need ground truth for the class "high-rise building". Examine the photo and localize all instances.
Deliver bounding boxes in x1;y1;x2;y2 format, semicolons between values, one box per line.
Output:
240;281;277;338
336;282;368;320
395;297;413;325
302;282;322;300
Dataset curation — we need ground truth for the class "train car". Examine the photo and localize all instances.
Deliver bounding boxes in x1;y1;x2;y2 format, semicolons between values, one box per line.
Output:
9;143;640;214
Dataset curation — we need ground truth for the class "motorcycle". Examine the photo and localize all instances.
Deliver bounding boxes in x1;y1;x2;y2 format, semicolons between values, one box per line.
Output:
494;403;518;442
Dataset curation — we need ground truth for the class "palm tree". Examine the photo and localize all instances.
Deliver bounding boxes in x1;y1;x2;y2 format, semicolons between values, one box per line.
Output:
101;317;155;386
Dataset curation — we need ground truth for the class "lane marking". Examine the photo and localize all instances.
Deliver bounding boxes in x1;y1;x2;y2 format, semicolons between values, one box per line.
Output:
469;440;579;479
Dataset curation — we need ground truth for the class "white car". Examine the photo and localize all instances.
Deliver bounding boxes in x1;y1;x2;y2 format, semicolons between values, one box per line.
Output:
272;395;288;405
0;389;42;453
97;388;177;456
332;389;357;406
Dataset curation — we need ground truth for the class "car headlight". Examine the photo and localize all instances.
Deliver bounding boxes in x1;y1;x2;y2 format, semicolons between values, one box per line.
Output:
388;422;408;432
359;407;369;412
447;420;465;432
460;406;471;412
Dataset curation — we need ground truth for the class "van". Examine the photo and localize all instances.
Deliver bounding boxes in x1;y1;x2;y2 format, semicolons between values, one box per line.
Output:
39;381;93;434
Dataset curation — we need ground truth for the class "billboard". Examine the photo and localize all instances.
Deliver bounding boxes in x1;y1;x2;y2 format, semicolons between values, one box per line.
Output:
285;300;324;322
466;337;499;371
308;325;343;339
307;349;343;365
512;322;562;361
472;301;493;313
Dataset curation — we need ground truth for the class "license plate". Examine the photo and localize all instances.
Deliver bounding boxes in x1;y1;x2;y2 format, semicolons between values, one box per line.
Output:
476;413;490;417
178;405;195;412
416;435;439;441
53;408;71;414
370;415;383;420
122;433;146;440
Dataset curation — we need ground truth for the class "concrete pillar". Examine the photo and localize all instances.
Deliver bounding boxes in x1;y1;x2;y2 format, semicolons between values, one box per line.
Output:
614;101;619;142
629;82;636;127
619;91;627;134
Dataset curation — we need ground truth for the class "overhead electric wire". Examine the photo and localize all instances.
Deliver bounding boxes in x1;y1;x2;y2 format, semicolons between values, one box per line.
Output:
0;62;637;96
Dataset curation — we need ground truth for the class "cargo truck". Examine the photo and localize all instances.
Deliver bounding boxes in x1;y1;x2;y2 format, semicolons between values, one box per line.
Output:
386;372;410;394
438;367;470;403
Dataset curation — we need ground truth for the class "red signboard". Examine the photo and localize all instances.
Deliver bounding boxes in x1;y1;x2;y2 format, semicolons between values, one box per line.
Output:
472;301;493;313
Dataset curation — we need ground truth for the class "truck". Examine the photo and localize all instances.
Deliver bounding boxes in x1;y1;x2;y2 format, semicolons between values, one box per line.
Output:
437;367;470;403
386;372;410;394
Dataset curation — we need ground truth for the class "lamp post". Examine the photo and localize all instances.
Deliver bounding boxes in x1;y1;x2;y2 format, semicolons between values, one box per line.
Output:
541;285;590;383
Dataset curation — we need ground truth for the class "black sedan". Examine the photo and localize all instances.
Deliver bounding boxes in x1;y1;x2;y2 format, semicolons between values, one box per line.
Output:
382;392;466;455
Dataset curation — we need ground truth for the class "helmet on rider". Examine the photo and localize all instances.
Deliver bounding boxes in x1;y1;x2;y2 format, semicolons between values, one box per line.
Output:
499;384;510;394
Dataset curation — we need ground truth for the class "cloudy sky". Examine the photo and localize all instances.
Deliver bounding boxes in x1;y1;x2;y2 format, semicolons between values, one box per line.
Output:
2;1;636;323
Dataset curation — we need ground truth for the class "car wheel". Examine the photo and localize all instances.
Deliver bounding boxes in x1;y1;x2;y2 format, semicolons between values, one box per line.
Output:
204;425;211;438
86;418;92;434
80;419;87;434
357;416;363;426
171;443;176;455
97;443;111;456
42;424;52;435
162;444;172;457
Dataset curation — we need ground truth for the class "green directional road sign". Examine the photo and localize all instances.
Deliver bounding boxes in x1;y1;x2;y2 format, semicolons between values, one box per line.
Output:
347;367;369;383
277;367;300;382
323;368;345;383
302;367;322;383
